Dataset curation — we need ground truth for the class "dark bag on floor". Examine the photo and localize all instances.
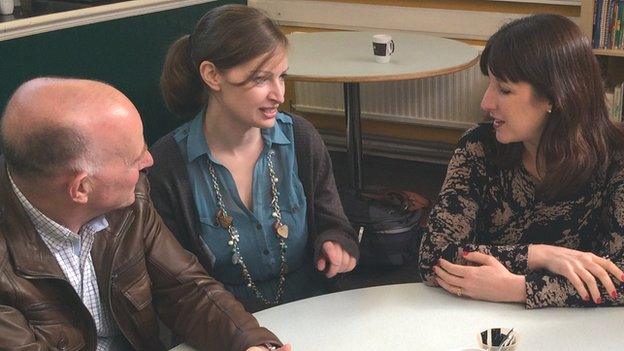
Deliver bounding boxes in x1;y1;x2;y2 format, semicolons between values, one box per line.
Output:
339;188;430;267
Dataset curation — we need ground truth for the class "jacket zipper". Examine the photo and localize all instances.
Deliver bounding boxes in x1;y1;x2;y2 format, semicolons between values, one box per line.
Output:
105;209;136;349
110;248;145;279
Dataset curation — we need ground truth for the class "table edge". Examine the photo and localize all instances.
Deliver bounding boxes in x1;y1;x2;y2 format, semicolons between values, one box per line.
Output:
285;55;479;83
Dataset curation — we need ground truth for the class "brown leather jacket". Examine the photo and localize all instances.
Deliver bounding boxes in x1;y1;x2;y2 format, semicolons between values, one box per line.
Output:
0;163;281;351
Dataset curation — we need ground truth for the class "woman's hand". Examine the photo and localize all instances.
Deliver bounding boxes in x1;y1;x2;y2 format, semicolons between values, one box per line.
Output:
434;252;526;303
316;241;357;278
528;244;624;303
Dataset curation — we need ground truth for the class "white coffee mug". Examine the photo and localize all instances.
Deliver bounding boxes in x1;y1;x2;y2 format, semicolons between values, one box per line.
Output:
372;34;395;63
0;0;14;15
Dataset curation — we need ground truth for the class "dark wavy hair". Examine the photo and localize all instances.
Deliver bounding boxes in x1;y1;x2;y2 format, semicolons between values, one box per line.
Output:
480;14;624;200
160;4;288;119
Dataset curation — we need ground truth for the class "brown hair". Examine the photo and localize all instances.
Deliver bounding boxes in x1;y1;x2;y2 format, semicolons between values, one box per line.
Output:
1;119;92;180
480;14;624;200
160;4;288;118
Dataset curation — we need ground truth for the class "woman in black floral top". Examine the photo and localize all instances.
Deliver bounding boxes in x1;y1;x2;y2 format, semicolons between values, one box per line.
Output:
419;14;624;308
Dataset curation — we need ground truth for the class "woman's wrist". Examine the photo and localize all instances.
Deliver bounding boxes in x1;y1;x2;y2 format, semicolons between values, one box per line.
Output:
508;274;527;303
527;244;546;271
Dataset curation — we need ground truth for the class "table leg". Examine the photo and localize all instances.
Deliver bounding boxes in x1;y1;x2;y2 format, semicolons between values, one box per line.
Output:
344;82;363;191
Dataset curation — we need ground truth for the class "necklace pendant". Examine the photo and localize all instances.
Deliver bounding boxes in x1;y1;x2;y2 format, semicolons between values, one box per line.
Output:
274;222;289;239
216;209;233;229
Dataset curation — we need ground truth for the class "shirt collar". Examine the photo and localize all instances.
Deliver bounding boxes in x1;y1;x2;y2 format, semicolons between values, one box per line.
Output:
7;170;109;249
186;108;212;163
185;109;292;163
263;112;291;147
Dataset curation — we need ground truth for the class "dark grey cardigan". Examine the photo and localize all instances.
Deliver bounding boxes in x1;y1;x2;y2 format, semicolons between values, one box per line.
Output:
147;113;359;275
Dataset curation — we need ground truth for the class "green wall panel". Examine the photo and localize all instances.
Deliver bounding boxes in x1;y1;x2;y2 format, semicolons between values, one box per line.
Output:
0;0;245;144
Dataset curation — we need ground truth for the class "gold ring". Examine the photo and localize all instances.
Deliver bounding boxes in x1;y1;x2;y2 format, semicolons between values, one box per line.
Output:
456;287;463;297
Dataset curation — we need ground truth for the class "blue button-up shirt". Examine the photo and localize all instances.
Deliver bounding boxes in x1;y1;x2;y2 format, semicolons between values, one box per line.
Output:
174;110;325;307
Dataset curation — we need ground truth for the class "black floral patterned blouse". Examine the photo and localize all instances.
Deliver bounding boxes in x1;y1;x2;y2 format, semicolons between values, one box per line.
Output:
419;123;624;308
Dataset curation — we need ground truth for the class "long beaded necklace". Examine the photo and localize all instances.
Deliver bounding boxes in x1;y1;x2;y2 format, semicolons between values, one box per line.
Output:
207;149;288;305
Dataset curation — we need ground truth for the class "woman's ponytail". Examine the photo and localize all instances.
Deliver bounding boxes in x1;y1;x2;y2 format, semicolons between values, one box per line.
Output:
160;35;205;119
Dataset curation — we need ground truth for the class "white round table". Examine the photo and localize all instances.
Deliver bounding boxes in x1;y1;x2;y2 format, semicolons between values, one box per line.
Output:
286;31;479;190
172;283;623;350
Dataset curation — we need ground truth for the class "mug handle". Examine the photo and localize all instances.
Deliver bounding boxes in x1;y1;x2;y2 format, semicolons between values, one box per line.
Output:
388;40;395;55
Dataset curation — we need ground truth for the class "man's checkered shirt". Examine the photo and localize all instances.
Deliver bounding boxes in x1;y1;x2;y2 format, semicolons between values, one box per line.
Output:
9;173;123;350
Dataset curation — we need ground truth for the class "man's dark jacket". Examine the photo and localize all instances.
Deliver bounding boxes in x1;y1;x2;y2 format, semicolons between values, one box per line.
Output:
0;161;280;351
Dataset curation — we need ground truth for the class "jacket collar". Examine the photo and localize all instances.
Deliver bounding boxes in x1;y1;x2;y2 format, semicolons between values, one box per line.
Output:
0;160;65;279
0;161;142;281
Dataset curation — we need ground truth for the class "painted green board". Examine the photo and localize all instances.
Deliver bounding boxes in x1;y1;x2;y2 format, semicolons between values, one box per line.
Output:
0;0;245;144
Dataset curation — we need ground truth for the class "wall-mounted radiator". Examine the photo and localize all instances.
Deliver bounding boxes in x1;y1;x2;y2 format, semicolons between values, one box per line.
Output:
293;63;487;130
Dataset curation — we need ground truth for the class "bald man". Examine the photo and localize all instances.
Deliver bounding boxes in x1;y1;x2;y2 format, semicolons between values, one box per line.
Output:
0;78;290;351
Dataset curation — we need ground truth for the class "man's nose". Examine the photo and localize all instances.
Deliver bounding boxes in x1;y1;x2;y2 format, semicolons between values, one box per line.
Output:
141;151;154;170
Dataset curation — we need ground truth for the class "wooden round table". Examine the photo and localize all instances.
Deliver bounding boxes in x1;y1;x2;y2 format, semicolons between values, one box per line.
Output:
286;31;479;189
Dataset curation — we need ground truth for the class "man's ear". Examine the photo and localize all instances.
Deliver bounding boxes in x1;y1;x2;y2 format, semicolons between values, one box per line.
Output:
68;171;91;204
199;60;222;91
